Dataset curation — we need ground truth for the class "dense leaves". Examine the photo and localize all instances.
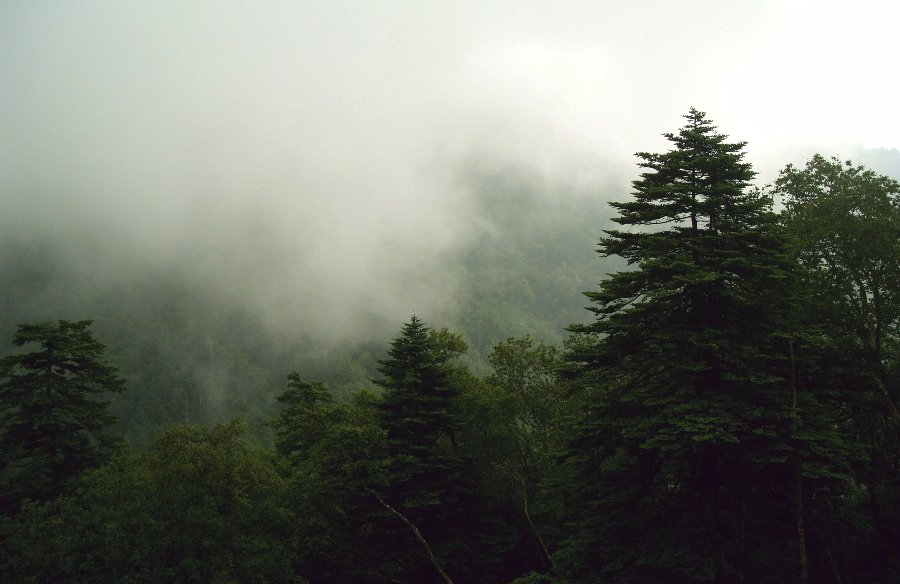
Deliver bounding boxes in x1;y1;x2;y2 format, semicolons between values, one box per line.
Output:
1;420;295;583
774;155;900;581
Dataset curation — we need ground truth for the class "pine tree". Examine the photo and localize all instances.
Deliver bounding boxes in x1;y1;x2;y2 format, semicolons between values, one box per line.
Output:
377;316;459;463
372;316;471;583
0;320;125;507
560;109;832;583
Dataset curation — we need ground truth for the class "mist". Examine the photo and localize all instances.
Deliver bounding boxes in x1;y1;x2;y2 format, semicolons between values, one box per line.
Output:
2;0;899;344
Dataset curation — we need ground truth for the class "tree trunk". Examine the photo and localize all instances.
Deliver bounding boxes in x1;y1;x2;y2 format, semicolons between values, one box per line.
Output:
366;486;455;584
788;333;808;584
513;471;554;570
867;364;900;425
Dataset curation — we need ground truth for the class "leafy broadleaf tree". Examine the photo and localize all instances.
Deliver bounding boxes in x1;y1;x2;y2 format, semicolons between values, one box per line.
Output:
775;155;900;421
774;155;900;580
560;109;843;583
1;420;296;583
485;336;568;567
270;373;389;583
0;320;125;508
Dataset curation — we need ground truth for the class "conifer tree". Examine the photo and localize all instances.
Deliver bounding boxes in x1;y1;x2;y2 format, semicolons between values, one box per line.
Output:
0;320;125;507
271;373;335;461
373;316;471;583
560;109;838;583
376;316;460;463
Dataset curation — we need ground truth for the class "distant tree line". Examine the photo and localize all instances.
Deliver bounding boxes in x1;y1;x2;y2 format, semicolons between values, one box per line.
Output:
1;109;898;583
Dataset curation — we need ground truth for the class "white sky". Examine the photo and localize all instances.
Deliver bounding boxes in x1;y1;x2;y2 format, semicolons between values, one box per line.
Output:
1;0;897;336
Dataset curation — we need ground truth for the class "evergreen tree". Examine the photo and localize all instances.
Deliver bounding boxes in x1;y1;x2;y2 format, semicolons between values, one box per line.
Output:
560;110;841;583
376;316;460;460
0;320;125;508
373;316;472;583
271;373;335;461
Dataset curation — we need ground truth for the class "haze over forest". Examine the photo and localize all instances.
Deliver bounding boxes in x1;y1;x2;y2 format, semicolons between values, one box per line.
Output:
5;1;900;442
4;0;899;340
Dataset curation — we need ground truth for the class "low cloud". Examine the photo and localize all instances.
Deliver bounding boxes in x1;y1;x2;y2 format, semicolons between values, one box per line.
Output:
2;1;896;344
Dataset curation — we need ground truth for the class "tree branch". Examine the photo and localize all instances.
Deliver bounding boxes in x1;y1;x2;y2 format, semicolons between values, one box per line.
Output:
365;486;455;584
513;469;555;570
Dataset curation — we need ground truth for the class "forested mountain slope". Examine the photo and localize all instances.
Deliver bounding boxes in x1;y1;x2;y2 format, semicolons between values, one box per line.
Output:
0;164;616;443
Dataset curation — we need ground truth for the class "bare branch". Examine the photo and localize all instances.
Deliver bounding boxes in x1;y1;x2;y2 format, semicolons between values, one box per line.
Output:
365;486;455;584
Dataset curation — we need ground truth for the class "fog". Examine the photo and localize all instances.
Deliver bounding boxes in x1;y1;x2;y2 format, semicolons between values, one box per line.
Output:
2;0;898;343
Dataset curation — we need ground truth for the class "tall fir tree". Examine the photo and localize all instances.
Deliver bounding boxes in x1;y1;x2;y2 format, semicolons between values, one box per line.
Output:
560;109;842;583
373;316;473;583
0;320;125;508
377;316;460;463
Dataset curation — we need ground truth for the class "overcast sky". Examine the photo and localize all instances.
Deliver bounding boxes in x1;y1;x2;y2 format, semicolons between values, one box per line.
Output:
2;0;897;338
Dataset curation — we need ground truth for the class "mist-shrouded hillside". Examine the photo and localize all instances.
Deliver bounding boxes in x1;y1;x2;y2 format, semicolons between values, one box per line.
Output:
5;145;899;443
4;0;900;447
0;159;620;443
447;160;622;359
4;143;899;444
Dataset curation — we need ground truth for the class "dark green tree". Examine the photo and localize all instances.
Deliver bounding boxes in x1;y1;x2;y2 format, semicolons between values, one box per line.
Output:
0;320;125;507
269;373;390;583
271;372;335;461
1;420;296;583
376;316;461;459
775;155;900;422
560;109;844;583
373;316;492;584
774;155;900;581
471;336;570;574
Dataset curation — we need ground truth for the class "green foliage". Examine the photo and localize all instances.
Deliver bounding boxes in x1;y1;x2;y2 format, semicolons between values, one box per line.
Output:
510;572;565;584
775;154;900;580
376;316;461;463
1;419;296;583
471;335;571;574
775;154;900;393
0;320;125;508
488;336;565;446
271;373;334;459
280;388;387;582
0;171;616;444
3;121;899;584
270;372;388;581
450;163;617;358
560;110;841;583
372;316;469;581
